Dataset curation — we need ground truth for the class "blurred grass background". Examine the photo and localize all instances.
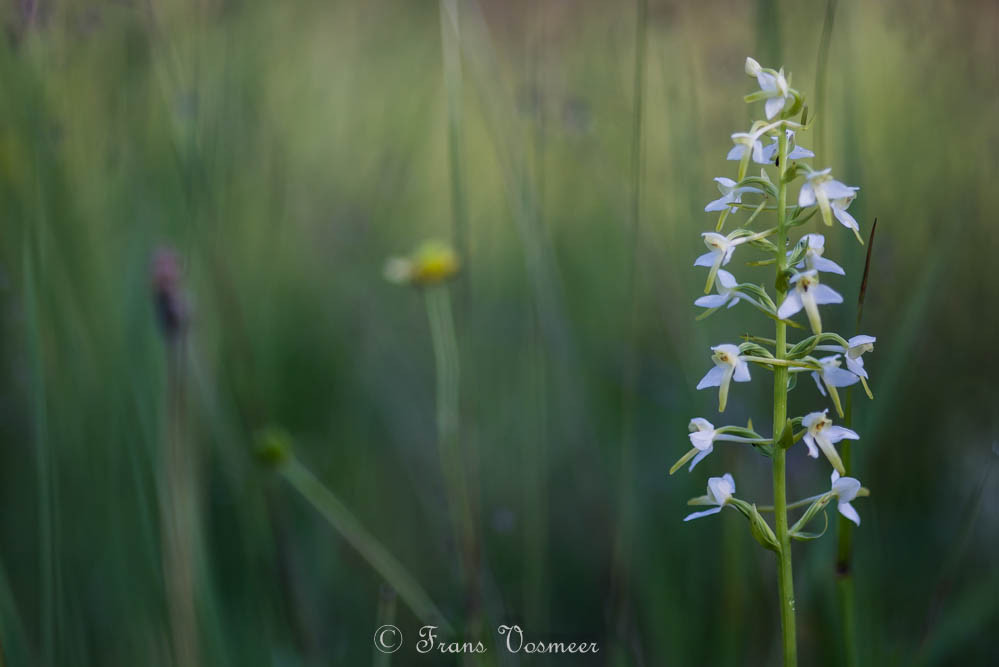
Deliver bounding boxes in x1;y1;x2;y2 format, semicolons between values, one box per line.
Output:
1;0;997;665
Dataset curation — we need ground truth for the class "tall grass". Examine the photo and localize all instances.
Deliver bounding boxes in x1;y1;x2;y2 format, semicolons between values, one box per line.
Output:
0;2;996;665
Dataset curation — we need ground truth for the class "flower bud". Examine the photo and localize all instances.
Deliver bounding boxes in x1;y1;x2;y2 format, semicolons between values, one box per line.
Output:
255;427;293;468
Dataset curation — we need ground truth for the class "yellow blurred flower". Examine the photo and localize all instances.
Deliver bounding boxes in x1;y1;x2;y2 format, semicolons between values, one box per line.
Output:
384;240;460;287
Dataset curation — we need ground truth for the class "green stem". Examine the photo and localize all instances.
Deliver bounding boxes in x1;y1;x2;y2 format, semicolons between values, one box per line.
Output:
281;458;453;633
439;0;469;301
609;0;647;655
373;587;397;667
773;127;798;667
424;287;480;637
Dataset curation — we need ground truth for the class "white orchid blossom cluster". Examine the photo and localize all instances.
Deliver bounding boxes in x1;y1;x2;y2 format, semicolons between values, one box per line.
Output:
672;58;876;579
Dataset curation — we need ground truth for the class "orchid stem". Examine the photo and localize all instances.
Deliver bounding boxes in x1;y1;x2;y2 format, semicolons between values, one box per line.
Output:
772;122;799;667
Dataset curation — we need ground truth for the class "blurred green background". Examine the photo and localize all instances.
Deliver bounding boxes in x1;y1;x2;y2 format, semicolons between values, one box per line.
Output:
1;0;997;665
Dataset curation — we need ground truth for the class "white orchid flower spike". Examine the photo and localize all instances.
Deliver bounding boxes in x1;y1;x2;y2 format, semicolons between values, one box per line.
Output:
776;269;843;334
830;471;863;526
696;344;751;413
815;335;876;398
793;233;845;275
802;410;859;475
745;57;793;120
684;473;736;521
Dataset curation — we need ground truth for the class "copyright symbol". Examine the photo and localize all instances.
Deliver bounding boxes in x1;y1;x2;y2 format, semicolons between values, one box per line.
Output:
373;625;403;653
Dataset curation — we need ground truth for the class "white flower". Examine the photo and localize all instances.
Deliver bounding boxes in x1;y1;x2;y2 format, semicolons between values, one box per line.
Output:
726;132;767;164
685;418;762;471
684;473;736;521
694;232;738;267
830;470;862;526
694;231;752;293
802;410;859;474
776;270;843;334
792;233;845;275
815;335;875;379
811;354;860;394
830;191;863;243
745;57;793;120
760;129;815;164
696;344;751;412
801;355;860;418
705;177;762;213
694;270;744;310
799;169;861;241
815;335;876;399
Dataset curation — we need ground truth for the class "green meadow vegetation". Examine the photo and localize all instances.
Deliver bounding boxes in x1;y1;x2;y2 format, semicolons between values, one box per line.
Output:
0;1;996;665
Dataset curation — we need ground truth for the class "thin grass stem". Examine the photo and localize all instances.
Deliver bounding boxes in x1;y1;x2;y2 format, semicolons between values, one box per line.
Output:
609;0;647;660
424;286;480;641
280;458;453;633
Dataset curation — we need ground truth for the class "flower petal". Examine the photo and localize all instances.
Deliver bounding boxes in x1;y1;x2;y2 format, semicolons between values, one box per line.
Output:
824;367;861;388
688;446;714;471
696;365;726;390
812;284;844;305
788;145;815;159
689;430;715;451
761;142;777;163
716;269;738;288
695;294;729;308
689;417;714;431
802;433;819;458
720;473;736;495
844;355;868;379
825;425;860;443
837;501;861;526
811;256;846;275
705;195;734;212
822;179;857;200
833;206;860;232
798;183;817;207
694;251;717;267
816;434;846;474
832;476;862;502
811;371;827;396
777;291;803;319
757;71;777;93
765;96;785;120
683;507;723;522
